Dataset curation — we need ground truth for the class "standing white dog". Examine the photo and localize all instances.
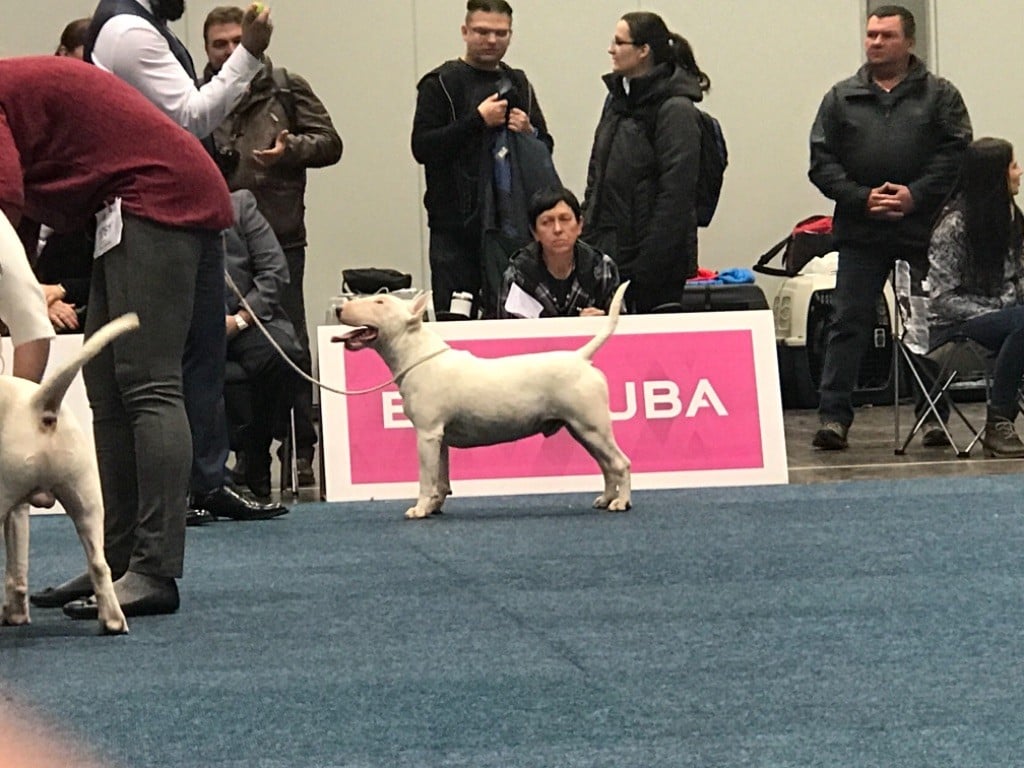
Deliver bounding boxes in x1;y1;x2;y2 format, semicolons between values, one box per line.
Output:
337;283;631;519
0;314;139;634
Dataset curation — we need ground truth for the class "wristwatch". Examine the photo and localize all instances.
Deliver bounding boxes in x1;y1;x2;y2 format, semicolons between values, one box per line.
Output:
233;313;249;331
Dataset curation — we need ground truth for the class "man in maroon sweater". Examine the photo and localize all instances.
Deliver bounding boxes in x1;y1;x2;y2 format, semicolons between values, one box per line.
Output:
0;56;233;618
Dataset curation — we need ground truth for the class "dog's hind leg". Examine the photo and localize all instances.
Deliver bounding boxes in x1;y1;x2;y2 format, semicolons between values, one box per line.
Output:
408;427;446;520
565;420;632;512
57;477;128;635
1;502;31;626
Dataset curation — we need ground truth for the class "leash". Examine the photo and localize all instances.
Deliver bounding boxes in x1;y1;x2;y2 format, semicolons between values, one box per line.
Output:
223;268;445;396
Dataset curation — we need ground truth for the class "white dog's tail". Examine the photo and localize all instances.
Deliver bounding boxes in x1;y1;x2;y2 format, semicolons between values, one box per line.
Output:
30;313;140;421
577;281;629;361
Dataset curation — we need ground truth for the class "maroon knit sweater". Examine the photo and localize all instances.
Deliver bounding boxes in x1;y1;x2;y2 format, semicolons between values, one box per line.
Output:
0;56;232;233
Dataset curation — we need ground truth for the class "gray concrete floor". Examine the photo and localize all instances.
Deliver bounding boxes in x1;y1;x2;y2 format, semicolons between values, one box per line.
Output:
786;400;1024;484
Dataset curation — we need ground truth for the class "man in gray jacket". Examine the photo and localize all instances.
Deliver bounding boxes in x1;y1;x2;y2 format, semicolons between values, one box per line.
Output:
808;4;971;450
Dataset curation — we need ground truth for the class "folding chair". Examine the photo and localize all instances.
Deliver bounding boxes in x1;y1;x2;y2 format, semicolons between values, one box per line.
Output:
891;261;990;457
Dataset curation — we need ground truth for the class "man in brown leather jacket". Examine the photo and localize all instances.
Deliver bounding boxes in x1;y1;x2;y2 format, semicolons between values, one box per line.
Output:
203;5;343;486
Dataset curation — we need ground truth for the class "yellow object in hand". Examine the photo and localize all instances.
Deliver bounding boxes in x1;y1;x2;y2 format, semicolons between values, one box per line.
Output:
252;2;265;14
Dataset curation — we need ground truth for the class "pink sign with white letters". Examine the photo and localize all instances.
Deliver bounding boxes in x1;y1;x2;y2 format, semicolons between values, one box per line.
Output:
343;332;760;482
318;312;787;500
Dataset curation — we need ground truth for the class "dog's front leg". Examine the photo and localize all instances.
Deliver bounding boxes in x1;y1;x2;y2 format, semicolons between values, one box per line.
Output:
1;503;31;626
408;428;445;520
436;443;451;512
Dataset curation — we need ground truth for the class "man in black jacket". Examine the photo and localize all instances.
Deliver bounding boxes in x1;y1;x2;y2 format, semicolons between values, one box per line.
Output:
808;4;971;450
412;0;554;318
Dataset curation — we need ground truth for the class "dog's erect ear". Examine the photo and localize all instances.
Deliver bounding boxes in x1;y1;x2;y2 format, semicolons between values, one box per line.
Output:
409;291;432;322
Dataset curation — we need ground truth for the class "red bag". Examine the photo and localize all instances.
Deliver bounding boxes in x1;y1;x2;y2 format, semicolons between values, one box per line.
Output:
753;215;834;277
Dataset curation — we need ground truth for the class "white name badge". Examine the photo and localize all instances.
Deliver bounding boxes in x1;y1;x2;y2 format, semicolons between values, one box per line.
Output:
94;197;124;259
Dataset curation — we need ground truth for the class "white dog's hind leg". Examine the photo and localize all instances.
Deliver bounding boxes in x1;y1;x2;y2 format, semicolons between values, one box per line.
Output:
1;503;31;626
566;421;632;512
407;428;445;520
58;480;128;635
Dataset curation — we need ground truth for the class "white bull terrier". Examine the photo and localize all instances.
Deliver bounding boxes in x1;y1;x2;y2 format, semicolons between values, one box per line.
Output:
1;314;139;634
337;283;632;519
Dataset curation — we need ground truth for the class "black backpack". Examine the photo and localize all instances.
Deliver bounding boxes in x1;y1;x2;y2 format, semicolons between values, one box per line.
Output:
694;108;727;227
629;97;728;228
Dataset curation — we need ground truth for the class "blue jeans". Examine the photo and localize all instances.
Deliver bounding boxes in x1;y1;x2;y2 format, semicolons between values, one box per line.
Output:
933;305;1024;418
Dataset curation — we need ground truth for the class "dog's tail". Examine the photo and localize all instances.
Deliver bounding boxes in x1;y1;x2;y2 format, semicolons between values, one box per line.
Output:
30;313;140;423
577;281;630;361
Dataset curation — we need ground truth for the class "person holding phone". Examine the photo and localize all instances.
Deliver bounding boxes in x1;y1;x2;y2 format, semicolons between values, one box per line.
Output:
412;0;554;318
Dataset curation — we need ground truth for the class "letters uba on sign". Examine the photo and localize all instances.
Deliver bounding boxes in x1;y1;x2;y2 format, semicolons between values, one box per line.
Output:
381;378;729;429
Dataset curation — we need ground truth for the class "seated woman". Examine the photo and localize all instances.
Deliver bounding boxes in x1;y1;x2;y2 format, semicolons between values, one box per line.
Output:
497;186;620;319
928;137;1024;458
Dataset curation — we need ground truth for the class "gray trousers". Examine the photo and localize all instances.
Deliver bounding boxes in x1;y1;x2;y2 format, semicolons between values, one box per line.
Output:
83;215;200;579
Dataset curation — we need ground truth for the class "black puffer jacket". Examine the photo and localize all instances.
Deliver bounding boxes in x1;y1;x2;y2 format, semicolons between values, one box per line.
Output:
582;63;703;310
809;56;972;252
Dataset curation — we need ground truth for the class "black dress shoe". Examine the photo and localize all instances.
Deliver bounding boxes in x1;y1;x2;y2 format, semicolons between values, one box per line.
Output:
63;573;179;619
190;486;288;521
29;572;96;608
186;508;216;527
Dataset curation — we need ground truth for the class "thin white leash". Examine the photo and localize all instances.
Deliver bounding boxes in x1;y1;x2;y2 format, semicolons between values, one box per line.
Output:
223;269;446;396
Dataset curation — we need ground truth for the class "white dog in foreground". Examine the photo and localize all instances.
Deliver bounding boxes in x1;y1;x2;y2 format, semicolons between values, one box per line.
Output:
337;283;632;519
1;314;139;634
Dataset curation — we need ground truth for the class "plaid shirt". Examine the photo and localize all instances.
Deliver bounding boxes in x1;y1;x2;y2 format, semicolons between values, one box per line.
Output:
497;240;620;318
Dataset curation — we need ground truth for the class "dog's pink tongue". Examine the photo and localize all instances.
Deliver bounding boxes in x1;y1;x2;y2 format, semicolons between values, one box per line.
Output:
330;324;367;344
331;325;378;351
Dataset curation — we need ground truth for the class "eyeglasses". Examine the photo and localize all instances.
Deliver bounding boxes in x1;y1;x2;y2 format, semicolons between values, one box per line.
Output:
612;38;640;47
469;26;511;40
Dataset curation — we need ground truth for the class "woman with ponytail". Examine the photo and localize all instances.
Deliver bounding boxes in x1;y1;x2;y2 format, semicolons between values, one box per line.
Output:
928;137;1024;457
582;11;709;312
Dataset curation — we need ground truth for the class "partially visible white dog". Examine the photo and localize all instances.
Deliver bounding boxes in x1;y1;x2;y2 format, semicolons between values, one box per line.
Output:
337;283;632;519
0;314;139;634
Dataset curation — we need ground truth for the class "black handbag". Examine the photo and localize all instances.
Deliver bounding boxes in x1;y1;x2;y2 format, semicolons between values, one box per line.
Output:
341;268;413;295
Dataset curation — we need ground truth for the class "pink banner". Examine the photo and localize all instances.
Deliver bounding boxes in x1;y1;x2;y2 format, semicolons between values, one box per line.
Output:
341;330;763;484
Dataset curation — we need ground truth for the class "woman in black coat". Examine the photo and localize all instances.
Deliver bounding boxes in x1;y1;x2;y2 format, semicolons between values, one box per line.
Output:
582;11;709;312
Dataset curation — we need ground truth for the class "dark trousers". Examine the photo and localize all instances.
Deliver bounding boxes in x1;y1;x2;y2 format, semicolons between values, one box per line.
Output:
935;305;1024;417
279;245;317;460
429;228;482;316
184;234;229;494
818;243;944;427
225;323;302;473
83;215;198;579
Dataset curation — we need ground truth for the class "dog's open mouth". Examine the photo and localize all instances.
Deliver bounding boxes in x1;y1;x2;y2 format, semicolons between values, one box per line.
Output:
331;325;378;351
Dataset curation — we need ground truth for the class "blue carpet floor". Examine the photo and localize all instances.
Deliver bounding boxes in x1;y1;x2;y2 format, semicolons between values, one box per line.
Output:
3;475;1024;767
